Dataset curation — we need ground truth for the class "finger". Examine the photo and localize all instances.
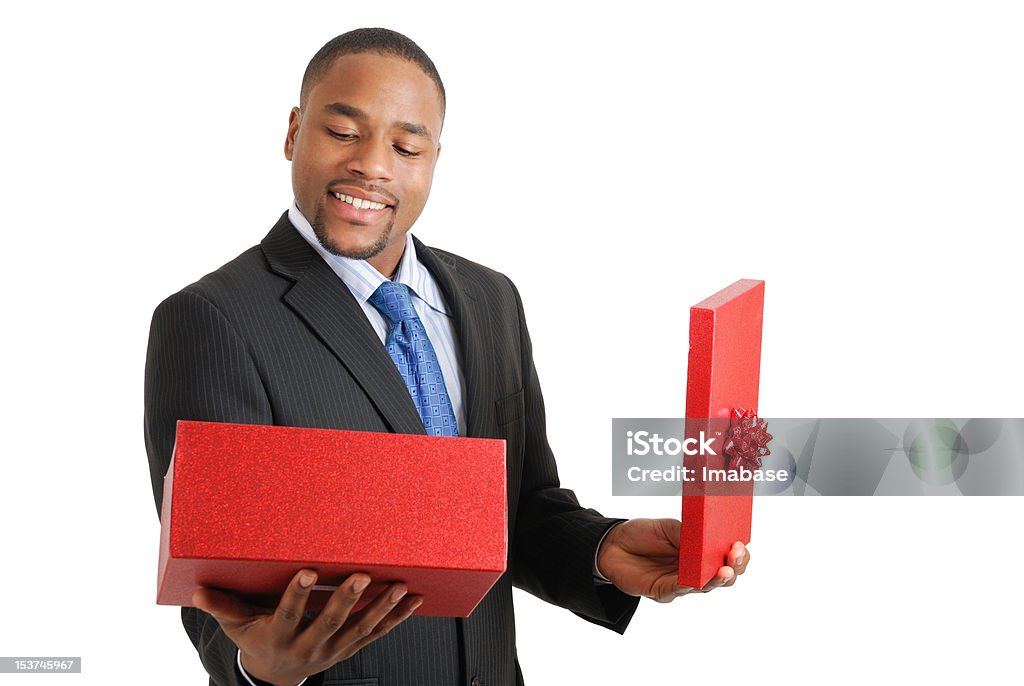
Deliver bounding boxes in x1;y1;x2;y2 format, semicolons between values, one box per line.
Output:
348;595;423;652
330;583;408;655
728;542;749;574
300;573;371;647
193;587;264;632
665;581;698;601
701;566;734;593
657;518;682;545
650;575;688;603
269;569;318;640
721;565;739;588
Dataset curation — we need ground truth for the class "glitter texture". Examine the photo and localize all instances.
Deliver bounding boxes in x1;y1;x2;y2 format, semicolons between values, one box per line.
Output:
157;421;507;617
679;280;763;588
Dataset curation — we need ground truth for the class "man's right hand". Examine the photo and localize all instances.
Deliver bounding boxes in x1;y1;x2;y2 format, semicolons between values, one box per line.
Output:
193;569;421;686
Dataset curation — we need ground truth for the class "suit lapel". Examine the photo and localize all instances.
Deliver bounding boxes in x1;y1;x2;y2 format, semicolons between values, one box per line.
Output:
415;237;497;440
261;214;426;435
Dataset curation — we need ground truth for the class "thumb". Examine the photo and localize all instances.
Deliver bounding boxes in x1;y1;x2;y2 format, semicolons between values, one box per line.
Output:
656;518;682;547
649;574;689;603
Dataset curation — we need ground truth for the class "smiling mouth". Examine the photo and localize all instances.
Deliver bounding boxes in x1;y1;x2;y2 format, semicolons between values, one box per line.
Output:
331;191;390;211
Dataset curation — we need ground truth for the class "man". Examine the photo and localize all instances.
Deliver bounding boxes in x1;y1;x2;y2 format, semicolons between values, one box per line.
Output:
145;28;748;686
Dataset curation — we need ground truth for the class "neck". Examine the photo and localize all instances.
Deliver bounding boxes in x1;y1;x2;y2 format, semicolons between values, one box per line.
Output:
366;235;408;278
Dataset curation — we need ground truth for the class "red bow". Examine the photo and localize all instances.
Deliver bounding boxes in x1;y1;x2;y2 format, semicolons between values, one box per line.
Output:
723;408;772;471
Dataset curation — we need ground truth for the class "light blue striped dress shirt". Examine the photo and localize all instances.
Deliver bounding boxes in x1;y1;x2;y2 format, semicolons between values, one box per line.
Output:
288;203;466;435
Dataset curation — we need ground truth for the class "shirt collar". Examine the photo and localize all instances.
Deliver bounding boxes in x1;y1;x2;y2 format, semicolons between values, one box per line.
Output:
288;202;449;315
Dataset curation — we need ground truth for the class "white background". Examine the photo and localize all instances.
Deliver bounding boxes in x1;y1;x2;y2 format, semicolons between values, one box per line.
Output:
1;1;1022;684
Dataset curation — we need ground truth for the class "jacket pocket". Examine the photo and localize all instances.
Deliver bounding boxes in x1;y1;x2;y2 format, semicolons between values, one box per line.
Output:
495;388;525;426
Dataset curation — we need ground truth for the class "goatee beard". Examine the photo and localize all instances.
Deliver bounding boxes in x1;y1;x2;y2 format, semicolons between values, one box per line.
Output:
311;200;394;261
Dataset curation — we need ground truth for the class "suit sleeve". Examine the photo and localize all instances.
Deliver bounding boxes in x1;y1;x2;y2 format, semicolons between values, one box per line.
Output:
144;288;326;686
504;278;641;633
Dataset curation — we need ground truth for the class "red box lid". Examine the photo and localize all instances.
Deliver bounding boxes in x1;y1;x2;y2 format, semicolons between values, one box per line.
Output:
679;279;764;588
157;420;507;617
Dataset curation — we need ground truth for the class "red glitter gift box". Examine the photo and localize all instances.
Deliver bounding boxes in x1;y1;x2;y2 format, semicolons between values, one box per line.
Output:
679;279;765;588
157;420;507;617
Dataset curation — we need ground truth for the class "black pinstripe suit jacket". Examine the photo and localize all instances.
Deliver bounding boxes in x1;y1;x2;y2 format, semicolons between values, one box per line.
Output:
144;213;639;686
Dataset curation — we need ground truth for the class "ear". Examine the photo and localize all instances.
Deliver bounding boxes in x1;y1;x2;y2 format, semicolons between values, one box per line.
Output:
435;141;442;162
284;107;301;161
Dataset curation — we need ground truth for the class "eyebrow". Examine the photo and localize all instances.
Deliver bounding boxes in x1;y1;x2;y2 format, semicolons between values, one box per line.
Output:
324;101;434;140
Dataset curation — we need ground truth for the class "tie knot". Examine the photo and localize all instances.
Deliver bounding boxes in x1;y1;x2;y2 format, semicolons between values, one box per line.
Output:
368;280;419;325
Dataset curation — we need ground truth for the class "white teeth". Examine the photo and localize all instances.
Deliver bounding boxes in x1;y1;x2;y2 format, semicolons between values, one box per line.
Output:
333;192;386;210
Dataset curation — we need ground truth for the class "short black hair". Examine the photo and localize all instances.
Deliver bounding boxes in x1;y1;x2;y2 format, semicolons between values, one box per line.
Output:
300;28;446;116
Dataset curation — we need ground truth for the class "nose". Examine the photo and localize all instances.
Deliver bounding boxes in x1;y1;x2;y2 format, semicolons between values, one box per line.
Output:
345;136;393;181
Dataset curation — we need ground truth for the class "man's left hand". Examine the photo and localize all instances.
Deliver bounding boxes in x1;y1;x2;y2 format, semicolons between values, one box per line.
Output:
596;518;749;602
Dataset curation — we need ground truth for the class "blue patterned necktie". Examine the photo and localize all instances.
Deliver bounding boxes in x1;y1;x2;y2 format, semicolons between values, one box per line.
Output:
368;281;459;437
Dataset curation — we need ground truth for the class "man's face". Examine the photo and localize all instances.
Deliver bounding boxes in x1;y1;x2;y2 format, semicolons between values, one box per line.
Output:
285;53;444;275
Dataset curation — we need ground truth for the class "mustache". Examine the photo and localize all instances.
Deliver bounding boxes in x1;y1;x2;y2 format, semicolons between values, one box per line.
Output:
326;179;399;206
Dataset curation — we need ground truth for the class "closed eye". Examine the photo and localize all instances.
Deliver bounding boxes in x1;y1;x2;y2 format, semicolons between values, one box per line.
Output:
326;128;356;141
393;145;420;158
